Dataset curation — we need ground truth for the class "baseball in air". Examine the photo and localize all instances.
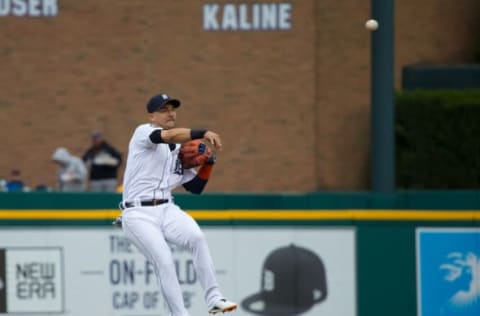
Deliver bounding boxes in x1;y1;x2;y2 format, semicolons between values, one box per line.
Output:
365;19;379;31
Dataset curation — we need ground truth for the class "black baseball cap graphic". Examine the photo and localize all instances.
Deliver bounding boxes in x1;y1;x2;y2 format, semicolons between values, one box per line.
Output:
242;244;327;316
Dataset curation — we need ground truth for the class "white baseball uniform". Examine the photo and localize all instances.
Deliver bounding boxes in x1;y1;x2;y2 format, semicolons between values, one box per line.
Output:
121;123;223;316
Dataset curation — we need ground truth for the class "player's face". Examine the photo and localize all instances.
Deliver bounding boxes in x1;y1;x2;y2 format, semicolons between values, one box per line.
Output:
149;104;177;129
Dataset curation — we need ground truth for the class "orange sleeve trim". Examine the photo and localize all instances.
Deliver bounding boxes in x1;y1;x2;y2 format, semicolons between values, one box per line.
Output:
197;164;214;180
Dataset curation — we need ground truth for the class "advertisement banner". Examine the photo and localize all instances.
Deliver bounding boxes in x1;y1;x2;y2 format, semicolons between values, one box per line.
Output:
0;227;355;316
416;228;480;316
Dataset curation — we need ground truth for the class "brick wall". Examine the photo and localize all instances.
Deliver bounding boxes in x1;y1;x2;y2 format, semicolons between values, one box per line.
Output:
0;0;477;192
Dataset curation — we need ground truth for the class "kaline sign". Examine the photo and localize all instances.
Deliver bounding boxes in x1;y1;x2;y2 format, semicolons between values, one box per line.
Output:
203;3;292;31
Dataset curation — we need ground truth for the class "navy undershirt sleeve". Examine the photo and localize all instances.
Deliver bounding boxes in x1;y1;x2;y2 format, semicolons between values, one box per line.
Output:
183;177;208;194
149;130;164;144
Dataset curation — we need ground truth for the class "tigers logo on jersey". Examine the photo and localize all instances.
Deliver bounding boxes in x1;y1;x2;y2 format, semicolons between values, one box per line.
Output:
174;155;184;175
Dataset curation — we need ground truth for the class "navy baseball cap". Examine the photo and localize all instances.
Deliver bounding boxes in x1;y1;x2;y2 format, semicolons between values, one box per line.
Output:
146;93;181;113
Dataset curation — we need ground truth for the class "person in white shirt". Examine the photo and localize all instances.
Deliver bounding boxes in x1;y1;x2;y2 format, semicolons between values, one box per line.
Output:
52;147;88;192
119;93;237;316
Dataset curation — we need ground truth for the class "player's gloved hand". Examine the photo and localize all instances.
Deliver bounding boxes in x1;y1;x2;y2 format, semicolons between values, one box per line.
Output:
205;153;216;165
180;140;213;169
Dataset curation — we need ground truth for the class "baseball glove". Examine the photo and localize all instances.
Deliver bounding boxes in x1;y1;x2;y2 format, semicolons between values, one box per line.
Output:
180;139;214;169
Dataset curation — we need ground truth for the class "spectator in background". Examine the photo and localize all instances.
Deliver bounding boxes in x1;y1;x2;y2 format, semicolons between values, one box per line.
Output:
82;131;122;192
35;184;50;192
52;147;88;192
5;169;25;192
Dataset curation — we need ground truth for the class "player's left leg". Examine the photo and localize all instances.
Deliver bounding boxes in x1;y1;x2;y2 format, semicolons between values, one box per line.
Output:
122;207;190;316
162;204;237;313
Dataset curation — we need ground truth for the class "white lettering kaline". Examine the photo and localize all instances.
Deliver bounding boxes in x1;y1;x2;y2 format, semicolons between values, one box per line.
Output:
203;3;292;31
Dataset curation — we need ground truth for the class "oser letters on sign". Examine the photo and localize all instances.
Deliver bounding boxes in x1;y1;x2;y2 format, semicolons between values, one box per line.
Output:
0;0;58;17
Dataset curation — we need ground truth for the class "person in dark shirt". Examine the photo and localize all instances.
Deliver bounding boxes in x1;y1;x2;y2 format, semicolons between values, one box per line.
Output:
82;131;122;192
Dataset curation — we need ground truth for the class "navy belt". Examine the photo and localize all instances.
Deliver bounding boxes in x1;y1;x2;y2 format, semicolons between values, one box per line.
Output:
121;199;169;209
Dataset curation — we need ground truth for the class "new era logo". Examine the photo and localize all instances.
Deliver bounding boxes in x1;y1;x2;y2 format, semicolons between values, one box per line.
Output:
0;247;64;313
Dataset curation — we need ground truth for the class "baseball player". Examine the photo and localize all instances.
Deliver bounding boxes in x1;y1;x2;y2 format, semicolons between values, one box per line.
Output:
119;93;237;316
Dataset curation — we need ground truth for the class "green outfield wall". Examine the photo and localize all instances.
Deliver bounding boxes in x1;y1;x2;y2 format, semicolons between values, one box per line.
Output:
0;191;479;316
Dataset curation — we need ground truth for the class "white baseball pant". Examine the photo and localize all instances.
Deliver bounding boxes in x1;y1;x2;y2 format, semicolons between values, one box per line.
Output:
122;203;223;316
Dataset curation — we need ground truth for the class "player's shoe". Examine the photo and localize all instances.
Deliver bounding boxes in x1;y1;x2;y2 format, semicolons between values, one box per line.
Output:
208;299;237;314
